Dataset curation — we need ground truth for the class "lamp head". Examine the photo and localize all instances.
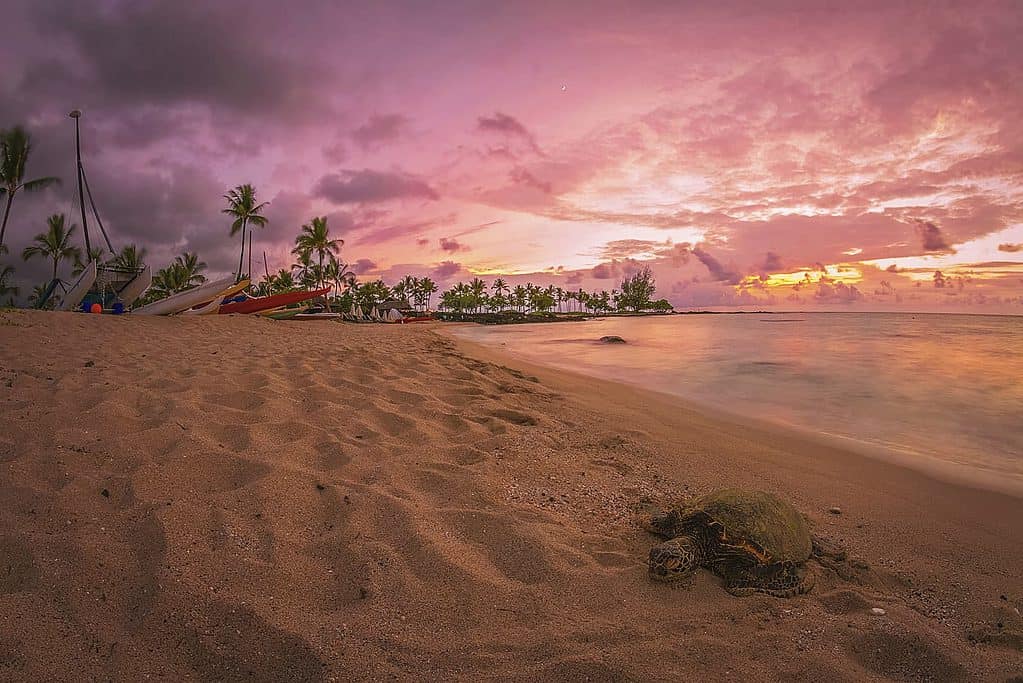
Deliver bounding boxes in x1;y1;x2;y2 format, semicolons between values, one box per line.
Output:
68;110;82;119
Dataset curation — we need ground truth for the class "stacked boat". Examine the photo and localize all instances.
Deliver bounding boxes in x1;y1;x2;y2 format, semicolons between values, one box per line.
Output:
133;279;332;317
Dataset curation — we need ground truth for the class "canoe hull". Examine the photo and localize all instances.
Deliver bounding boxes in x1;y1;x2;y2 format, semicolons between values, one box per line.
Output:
117;265;152;307
59;261;98;311
218;288;330;315
134;276;238;315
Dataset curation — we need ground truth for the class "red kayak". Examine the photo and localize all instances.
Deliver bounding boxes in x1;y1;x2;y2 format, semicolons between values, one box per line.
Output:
218;288;330;315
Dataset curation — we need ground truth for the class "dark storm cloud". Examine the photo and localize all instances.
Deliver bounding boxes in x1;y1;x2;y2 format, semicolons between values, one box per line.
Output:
24;1;331;120
314;169;439;205
914;220;955;253
351;114;410;149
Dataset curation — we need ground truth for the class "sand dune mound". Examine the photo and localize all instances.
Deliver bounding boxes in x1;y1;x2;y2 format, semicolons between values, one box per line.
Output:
0;310;1020;680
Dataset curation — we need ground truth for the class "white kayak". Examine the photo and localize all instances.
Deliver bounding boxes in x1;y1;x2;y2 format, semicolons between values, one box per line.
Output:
117;265;152;307
58;260;97;311
133;275;237;315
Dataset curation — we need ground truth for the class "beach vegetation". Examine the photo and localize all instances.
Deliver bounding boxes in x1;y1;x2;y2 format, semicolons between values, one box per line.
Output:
0;264;18;306
1;126;60;255
22;213;80;286
618;266;657;311
141;252;208;303
222;184;268;281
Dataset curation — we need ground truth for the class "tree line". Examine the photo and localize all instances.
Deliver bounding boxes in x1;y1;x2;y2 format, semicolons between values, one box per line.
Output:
436;268;671;314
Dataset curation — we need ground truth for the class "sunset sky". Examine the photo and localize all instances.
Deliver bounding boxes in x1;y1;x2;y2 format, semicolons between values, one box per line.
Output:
2;0;1021;310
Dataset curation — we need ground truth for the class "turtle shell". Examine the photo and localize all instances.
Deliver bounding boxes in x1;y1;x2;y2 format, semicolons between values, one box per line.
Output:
681;489;812;564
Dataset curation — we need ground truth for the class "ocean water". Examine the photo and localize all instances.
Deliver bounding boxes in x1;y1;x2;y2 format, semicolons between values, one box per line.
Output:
451;313;1023;493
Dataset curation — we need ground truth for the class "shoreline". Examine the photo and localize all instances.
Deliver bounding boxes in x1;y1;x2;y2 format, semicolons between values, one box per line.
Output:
445;322;1023;499
2;311;1020;680
446;328;1023;502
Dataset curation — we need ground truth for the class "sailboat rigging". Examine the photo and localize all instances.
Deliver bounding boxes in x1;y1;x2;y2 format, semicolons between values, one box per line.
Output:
58;110;150;311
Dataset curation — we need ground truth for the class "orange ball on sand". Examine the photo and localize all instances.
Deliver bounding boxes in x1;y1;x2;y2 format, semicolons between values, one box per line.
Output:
90;303;102;314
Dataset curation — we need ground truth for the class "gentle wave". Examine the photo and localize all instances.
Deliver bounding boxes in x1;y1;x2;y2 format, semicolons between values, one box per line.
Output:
452;313;1023;489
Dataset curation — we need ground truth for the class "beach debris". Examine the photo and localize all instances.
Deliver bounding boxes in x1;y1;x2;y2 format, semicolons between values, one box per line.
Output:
599;335;626;344
870;607;886;616
100;488;110;498
83;360;95;367
828;506;842;515
647;489;815;597
315;483;326;491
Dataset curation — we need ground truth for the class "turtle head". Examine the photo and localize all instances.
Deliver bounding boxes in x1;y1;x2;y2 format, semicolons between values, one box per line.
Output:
648;536;702;582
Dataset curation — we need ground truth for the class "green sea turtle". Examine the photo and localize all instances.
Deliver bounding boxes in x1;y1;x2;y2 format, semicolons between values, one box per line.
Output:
647;489;815;597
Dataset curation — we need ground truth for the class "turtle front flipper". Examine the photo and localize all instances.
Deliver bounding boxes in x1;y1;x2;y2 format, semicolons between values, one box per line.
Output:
646;509;685;538
722;561;814;598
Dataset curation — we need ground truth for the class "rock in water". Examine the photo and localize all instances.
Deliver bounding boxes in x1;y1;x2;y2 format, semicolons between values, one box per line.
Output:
599;335;626;344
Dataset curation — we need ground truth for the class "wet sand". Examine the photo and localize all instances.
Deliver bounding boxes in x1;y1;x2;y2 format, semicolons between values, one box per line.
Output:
1;310;1020;680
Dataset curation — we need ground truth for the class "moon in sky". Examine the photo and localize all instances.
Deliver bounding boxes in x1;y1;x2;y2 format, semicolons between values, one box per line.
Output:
561;84;567;91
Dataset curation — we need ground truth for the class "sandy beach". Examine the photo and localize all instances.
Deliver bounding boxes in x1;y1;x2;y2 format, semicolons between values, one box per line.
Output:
1;310;1021;681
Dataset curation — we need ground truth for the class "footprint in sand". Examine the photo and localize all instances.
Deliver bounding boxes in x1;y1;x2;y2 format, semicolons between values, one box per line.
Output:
848;630;967;681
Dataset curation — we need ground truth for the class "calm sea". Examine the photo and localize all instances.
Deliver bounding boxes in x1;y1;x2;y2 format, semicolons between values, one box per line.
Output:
451;313;1023;494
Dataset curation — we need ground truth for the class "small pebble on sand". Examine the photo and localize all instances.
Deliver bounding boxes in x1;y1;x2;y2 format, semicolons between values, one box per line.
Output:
870;607;886;616
828;506;842;514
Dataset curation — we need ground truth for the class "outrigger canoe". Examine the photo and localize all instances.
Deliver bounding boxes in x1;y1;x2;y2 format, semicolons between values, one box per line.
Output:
134;276;238;315
218;287;330;315
261;307;306;320
186;279;250;313
180;297;222;315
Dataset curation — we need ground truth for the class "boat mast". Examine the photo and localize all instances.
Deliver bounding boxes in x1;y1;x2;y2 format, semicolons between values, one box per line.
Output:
69;110;92;256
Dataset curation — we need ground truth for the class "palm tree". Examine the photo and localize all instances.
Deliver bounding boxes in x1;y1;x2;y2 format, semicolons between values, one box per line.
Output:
110;244;146;272
293;216;342;289
0;265;18;306
512;284;527;312
149;264;188;299
491;278;508;298
222;184;268;281
28;282;54;309
72;246;106;277
0;127;60;254
323;256;355;297
469;277;487;313
272;269;297;293
22;214;80;285
291;248;314;286
173;252;207;287
419;277;437;311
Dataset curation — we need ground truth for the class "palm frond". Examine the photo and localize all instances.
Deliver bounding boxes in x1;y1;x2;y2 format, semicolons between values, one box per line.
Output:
21;176;60;192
